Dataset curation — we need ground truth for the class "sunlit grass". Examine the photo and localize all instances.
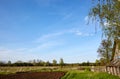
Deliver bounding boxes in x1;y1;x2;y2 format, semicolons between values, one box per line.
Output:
1;66;120;79
0;66;76;74
61;70;120;79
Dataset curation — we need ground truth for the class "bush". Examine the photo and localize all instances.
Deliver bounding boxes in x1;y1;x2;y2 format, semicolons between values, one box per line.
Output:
85;67;91;71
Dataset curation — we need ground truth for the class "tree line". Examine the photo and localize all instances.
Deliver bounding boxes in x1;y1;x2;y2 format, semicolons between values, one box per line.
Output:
0;58;63;67
0;59;100;67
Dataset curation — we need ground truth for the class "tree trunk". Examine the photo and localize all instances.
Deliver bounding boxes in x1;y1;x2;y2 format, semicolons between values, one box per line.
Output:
111;40;116;61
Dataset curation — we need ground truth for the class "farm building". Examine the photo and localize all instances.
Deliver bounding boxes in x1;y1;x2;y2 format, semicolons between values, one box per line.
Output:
106;39;120;76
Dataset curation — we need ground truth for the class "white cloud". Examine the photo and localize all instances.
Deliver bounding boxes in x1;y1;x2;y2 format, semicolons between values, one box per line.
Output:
84;33;94;36
1;47;48;62
0;47;28;55
84;16;89;22
75;32;94;37
37;41;62;49
36;29;94;43
0;28;95;62
35;0;59;7
29;41;63;52
0;47;30;62
0;43;62;61
0;29;88;61
75;31;82;36
63;13;73;20
69;29;94;37
36;32;64;42
0;49;12;55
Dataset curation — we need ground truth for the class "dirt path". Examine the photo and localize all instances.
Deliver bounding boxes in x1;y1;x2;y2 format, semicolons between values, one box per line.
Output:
0;72;66;79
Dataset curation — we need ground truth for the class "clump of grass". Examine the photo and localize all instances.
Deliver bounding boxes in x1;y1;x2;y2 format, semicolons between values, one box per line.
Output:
93;72;120;79
85;67;91;72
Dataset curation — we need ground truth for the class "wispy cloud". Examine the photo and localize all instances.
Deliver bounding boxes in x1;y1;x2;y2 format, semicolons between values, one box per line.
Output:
0;47;28;55
36;28;94;43
75;31;94;37
69;28;94;37
36;32;64;42
0;47;29;61
84;16;89;22
38;41;62;48
84;16;90;24
63;13;73;20
29;41;63;52
75;31;82;36
35;0;60;7
0;28;95;62
0;41;64;61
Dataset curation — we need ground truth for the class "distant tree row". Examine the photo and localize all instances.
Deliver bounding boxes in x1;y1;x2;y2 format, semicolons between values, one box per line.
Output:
0;59;100;67
0;58;64;67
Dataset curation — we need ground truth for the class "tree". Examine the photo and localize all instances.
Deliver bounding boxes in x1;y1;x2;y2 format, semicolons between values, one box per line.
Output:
97;39;112;64
86;61;90;66
89;0;120;38
59;58;64;67
99;58;107;66
52;59;57;66
7;60;11;66
45;61;50;66
33;59;36;65
36;60;45;66
89;0;120;61
95;59;100;66
0;61;5;66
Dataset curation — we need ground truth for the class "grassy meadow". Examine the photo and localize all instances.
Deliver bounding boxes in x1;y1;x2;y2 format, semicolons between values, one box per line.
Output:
0;66;59;74
0;66;80;74
0;66;120;79
61;70;120;79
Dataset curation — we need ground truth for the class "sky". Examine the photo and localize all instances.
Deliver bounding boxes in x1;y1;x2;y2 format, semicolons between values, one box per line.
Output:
0;0;102;63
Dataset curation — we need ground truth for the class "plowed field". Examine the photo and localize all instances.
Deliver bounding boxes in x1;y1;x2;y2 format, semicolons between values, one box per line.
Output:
0;72;66;79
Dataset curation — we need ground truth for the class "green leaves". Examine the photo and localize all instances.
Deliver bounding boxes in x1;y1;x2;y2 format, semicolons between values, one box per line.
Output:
89;0;120;39
89;0;120;62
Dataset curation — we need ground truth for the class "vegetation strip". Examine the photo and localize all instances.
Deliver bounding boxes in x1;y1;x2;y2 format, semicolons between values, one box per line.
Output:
61;71;120;79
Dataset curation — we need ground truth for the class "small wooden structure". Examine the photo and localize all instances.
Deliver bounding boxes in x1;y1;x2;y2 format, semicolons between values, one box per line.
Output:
106;59;120;76
106;40;120;76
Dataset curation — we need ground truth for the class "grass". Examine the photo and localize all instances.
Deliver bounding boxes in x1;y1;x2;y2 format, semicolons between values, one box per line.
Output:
0;66;55;74
1;66;120;79
0;66;75;74
61;70;120;79
0;66;83;74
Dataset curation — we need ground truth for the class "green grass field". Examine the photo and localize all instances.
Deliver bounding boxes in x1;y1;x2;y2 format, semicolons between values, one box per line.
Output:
0;66;78;74
0;66;120;79
61;70;120;79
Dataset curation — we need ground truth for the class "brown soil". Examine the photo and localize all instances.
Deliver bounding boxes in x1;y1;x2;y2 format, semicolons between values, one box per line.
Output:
0;72;66;79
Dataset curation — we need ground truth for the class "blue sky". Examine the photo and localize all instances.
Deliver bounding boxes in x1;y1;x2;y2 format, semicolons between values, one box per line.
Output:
0;0;102;63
